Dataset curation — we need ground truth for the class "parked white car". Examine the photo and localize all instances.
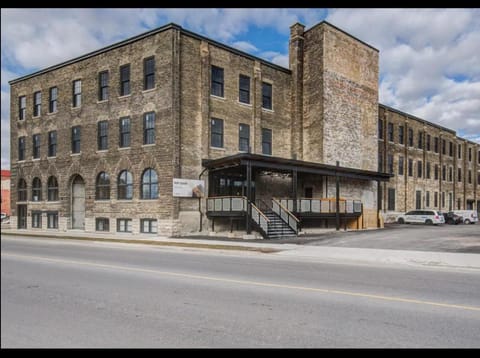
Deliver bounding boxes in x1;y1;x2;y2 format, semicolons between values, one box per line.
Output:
397;210;445;225
452;210;478;224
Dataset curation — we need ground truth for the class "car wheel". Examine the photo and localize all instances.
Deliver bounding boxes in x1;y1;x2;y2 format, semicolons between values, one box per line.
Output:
448;219;454;225
398;218;405;224
464;219;471;224
425;219;433;225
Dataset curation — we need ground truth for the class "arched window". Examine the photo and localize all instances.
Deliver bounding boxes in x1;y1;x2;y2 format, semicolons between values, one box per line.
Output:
95;172;110;200
18;179;27;201
117;170;133;200
47;176;59;201
141;168;158;199
32;177;42;201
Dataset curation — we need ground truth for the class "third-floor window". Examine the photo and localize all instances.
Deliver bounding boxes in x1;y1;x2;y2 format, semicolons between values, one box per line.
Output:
98;71;109;101
211;65;224;97
262;82;272;110
33;91;41;117
49;87;58;113
120;64;130;96
239;75;250;104
19;96;26;120
71;126;81;153
143;57;155;90
72;79;82;107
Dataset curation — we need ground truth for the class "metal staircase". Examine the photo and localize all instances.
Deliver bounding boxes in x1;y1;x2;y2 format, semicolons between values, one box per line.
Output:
262;209;297;239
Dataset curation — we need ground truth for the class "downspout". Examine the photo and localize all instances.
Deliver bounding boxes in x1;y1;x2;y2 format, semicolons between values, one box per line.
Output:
198;167;208;232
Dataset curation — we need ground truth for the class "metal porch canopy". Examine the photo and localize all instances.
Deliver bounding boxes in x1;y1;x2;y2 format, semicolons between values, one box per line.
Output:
202;153;393;181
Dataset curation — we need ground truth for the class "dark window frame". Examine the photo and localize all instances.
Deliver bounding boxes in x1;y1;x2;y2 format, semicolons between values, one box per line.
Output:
239;74;250;104
417;160;422;178
72;79;82;107
119;117;131;148
48;130;57;157
387;154;394;174
140;218;158;233
32;211;42;228
19;96;26;120
262;82;272;110
387;188;395;211
117;170;133;200
32;177;42;202
262;128;272;155
18;136;25;161
117;218;132;233
33;91;41;117
47;176;59;201
71;126;81;153
49;86;58;113
141;168;159;200
47;211;58;229
143;56;155;90
98;71;109;101
143;112;155;145
211;65;224;97
96;218;110;232
408;159;413;177
408;128;413;147
210;118;224;148
378;119;384;140
398;156;404;176
398;125;404;144
18;178;27;201
239;123;250;152
97;120;109;151
32;134;41;159
95;172;110;200
120;64;131;96
387;123;394;142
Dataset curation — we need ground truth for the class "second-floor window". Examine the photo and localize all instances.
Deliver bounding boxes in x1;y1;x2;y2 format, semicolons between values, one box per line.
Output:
434;137;439;153
19;96;26;120
97;121;108;150
32;134;40;159
408;128;413;147
211;65;224;97
408;159;413;177
398;125;404;144
72;79;82;107
418;131;423;149
210;118;224;148
239;123;250;152
71;126;81;153
18;137;25;161
378;119;384;140
239;75;250;104
49;87;58;113
469;147;472;162
120;64;130;96
262;82;272;110
48;131;57;157
387;154;394;174
387;123;394;142
262;128;272;155
98;71;109;101
144;56;155;90
33;91;41;117
426;134;431;151
119;117;131;148
143;112;155;145
426;162;431;179
417;161;422;178
398;156;404;175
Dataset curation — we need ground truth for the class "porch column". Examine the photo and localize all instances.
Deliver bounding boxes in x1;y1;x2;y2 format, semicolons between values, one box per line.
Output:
377;180;381;228
246;161;252;234
292;169;298;212
336;161;340;231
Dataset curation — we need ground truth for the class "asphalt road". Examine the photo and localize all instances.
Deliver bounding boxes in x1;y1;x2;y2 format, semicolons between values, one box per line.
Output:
2;235;480;348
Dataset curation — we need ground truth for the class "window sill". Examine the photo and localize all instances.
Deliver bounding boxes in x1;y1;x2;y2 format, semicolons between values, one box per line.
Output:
118;94;131;99
47;156;57;159
262;108;274;113
32;158;41;161
97;99;109;104
142;143;155;147
138;199;159;201
70;152;81;156
32;115;41;119
94;200;111;203
47;111;58;116
71;106;81;110
210;146;226;151
142;88;156;94
237;100;252;108
96;150;108;154
210;94;226;101
118;147;131;151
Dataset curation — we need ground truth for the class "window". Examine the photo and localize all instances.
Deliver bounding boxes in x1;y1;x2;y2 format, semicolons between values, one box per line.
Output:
378;119;384;140
398;156;404;175
458;144;462;159
398;125;404;144
32;134;41;159
387;123;394;142
211;65;224;97
47;212;58;229
32;177;42;201
141;168;158;199
458;168;462;182
426;134;431;151
449;141;453;156
239;75;250;104
449;192;453;211
18;137;25;161
19;96;26;120
144;57;155;90
434;192;438;207
378;153;383;172
120;64;130;96
32;211;42;228
33;91;41;117
442;165;446;181
119;117;131;148
442;139;446;155
449;167;453;182
408;128;413;147
239;123;250;152
97;120;108;150
262;128;272;155
262;82;272;110
210;118;224;148
18;179;27;201
434;164;439;180
468;148;472;162
117;170;133;200
415;190;422;210
47;176;58;201
442;192;445;208
417;131;423;149
426;162;431;179
141;219;158;233
95;172;110;200
96;218;110;232
457;198;461;210
426;191;430;208
117;218;132;233
387;188;395;211
72;79;81;107
434;137;439;153
417;161;422;178
143;112;155;145
98;71;109;101
408;159;413;177
468;170;472;184
71;126;81;153
47;87;57;114
48;131;57;157
387;154;394;174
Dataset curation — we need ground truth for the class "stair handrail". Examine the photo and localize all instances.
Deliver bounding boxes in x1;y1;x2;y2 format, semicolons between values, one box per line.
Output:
250;202;270;236
272;197;299;233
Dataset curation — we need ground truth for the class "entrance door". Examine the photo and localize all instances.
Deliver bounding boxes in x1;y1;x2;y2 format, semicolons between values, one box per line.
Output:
71;176;85;229
17;205;27;229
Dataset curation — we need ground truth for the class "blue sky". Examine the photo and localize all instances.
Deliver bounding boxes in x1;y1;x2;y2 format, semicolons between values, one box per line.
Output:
1;8;479;169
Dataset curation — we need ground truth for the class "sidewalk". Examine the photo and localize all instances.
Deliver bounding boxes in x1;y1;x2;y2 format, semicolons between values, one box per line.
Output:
2;228;479;270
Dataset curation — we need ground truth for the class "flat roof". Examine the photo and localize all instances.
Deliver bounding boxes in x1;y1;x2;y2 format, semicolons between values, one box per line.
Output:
9;22;290;85
202;153;392;182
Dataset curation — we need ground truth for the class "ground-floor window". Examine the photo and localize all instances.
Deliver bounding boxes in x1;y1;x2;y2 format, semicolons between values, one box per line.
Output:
117;218;132;233
17;205;27;229
47;212;58;229
387;188;395;211
96;218;110;232
141;219;157;233
426;191;430;208
32;211;42;228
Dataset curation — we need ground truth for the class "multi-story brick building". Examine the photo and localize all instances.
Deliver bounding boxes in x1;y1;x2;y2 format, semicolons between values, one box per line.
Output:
1;170;11;216
8;20;479;237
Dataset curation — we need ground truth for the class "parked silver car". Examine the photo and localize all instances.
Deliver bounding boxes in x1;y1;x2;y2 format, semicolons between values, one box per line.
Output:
397;210;445;225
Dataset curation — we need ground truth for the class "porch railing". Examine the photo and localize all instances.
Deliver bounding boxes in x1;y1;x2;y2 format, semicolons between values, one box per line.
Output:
250;203;270;235
278;198;362;214
272;198;300;233
206;196;247;213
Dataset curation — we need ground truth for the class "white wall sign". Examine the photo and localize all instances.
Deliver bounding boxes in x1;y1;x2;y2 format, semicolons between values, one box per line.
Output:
173;178;205;198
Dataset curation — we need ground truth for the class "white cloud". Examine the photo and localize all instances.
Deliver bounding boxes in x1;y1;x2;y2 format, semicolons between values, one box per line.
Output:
231;41;259;53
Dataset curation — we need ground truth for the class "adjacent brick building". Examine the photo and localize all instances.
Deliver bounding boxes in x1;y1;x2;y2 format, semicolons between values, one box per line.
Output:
1;170;11;216
8;20;479;237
